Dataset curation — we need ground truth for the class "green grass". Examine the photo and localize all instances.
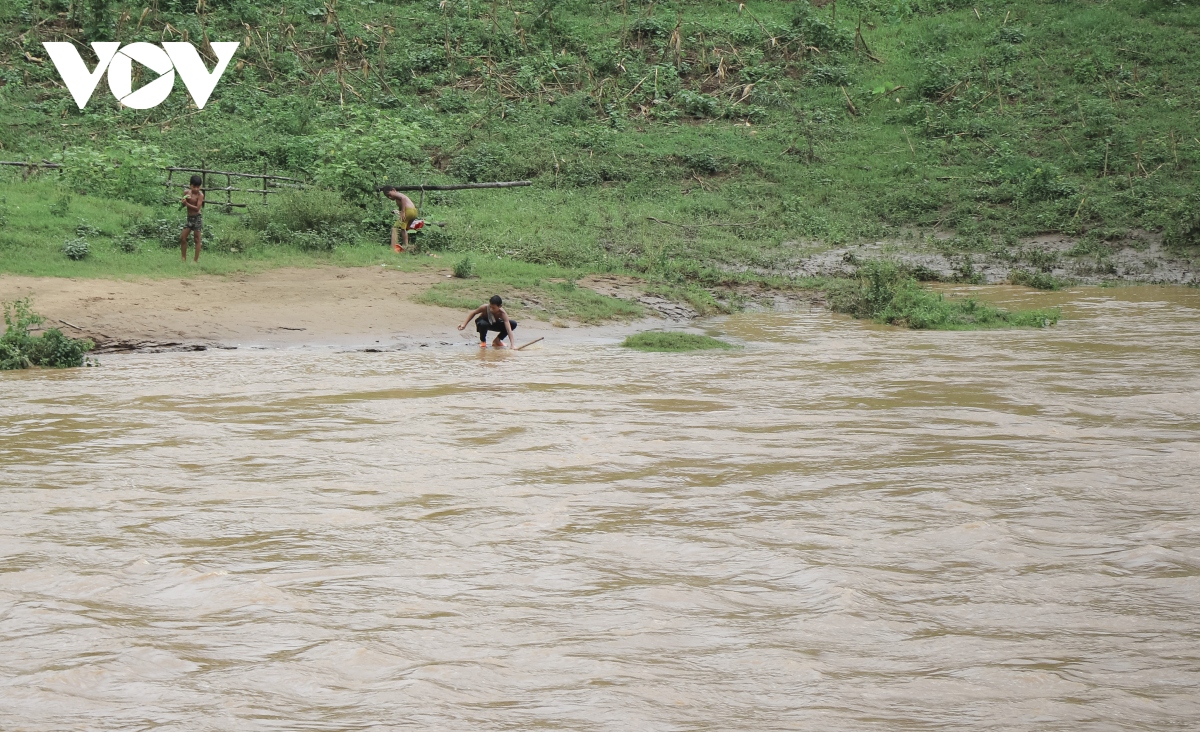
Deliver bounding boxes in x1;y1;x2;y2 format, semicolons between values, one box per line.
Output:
622;332;738;352
830;260;1059;329
2;0;1197;317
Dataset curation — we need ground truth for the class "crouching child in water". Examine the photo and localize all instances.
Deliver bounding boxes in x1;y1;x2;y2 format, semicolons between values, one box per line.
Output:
458;295;518;348
180;174;204;262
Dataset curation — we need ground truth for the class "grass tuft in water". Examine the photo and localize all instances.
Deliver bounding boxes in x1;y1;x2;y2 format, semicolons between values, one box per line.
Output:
622;332;738;352
830;261;1059;330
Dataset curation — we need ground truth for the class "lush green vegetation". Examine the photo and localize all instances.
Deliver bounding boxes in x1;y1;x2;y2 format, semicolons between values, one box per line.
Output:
829;260;1060;328
1;299;96;369
2;0;1197;320
622;331;737;351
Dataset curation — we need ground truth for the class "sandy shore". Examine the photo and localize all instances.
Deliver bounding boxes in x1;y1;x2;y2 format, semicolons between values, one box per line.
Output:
0;266;520;351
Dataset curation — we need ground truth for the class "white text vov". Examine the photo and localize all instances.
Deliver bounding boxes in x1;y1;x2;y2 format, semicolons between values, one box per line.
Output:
42;42;239;110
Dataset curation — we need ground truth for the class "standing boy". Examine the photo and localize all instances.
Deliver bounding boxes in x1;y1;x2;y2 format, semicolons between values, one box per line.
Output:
458;295;518;348
180;175;204;263
378;185;423;253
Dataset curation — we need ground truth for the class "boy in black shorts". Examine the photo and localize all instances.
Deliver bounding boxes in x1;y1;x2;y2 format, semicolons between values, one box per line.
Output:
458;295;518;348
180;175;204;263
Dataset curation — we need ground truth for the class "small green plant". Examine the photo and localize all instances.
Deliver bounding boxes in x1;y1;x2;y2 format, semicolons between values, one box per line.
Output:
1;299;95;370
114;235;140;253
62;237;90;260
0;196;8;226
676;90;721;118
75;219;102;237
49;194;71;217
1010;269;1067;290
125;218;178;248
954;255;986;284
622;332;738;352
453;254;476;279
213;225;262;254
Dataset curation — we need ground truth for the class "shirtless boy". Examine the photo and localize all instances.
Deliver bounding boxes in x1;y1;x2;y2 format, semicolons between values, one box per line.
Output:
458;295;518;348
180;175;204;263
378;185;420;252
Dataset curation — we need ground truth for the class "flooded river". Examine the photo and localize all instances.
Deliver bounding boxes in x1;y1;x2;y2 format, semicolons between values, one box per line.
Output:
2;286;1198;730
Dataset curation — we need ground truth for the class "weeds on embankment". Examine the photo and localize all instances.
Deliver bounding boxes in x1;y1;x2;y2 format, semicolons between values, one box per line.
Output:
622;332;738;352
1;299;95;370
829;262;1059;330
2;0;1198;288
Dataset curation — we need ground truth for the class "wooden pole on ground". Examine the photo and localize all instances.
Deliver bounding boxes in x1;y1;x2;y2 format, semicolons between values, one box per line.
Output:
515;337;544;351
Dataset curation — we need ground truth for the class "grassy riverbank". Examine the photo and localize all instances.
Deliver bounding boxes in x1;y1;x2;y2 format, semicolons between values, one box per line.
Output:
2;0;1197;319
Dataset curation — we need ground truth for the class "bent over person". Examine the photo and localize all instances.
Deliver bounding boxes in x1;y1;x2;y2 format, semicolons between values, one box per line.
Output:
377;185;422;252
458;295;518;348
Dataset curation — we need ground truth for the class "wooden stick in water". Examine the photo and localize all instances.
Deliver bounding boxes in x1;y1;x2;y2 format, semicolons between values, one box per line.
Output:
515;337;544;351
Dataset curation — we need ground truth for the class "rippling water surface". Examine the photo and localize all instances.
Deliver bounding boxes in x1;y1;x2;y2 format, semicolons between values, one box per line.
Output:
2;286;1199;730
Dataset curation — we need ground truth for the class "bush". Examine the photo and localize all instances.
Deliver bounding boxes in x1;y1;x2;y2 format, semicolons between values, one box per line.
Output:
791;7;853;52
436;89;471;113
49;194;71;217
1021;166;1077;202
808;64;850;87
676;90;721;118
75;219;101;237
419;226;455;251
249;189;358;234
680;152;727;174
1;299;95;370
451;144;532;183
1010;269;1066;290
290;226;355;252
551;92;596;125
63;237;90;260
212;225;262;254
115;235;140;253
916;59;956;99
1164;202;1200;250
453;254;476;279
829;261;1059;329
126;218;179;248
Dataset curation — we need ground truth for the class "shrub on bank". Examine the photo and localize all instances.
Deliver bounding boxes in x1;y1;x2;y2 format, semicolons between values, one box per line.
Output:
830;261;1059;330
1;299;95;370
247;189;362;251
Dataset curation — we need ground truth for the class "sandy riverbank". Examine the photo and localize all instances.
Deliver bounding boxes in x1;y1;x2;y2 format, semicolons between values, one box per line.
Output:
0;266;527;351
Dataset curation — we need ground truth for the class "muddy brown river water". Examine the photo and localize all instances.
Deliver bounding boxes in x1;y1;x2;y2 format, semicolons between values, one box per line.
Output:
1;286;1198;730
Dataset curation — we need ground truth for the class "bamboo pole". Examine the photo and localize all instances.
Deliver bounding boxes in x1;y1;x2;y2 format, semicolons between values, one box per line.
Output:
0;160;62;168
383;181;532;191
163;166;303;183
